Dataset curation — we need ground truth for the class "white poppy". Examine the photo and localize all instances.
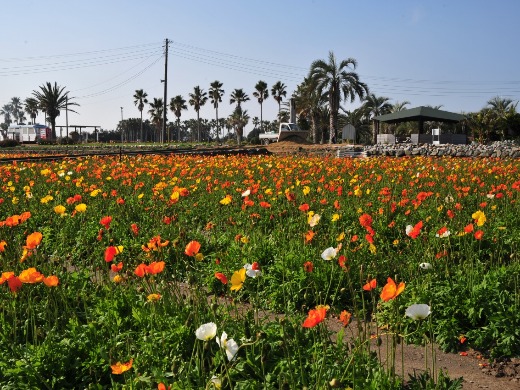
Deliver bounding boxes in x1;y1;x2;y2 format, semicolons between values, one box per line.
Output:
241;189;251;197
244;262;261;278
405;304;431;320
321;247;337;261
405;225;413;236
216;331;239;361
195;322;217;341
419;262;432;270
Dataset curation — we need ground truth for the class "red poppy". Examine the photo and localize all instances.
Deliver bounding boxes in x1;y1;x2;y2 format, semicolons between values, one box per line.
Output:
104;246;121;262
111;262;123;272
363;279;377;291
184;240;201;257
359;213;373;229
474;230;484;240
215;272;228;284
131;223;139;236
338;255;347;268
8;276;22;293
303;261;314;272
464;223;474;233
299;203;310;212
259;201;271;208
100;216;112;230
302;306;327;328
147;261;165;275
134;263;147;278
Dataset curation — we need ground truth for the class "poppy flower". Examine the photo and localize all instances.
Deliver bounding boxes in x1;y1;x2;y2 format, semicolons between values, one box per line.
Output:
110;359;133;375
303;261;313;272
302;306;327;328
405;304;431;320
195;322;217;341
259;201;271;208
0;240;6;252
244;262;261;278
338;255;347;268
308;213;320;227
215;272;228;284
435;226;451;238
19;268;44;284
104;246;123;262
363;279;377;291
339;310;352;326
380;277;405;302
185;240;201;257
7;276;23;293
100;216;112;229
43;275;59;287
111;262;123;272
25;232;43;250
147;293;162;302
147;261;165;275
220;195;232;205
304;230;315;243
406;221;423;239
216;331;239;361
299;203;310;212
131;223;139;236
359;213;373;228
54;205;66;215
75;203;87;213
474;230;484;240
230;268;246;291
321;247;337;260
472;210;486;226
134;263;147;278
464;224;474;233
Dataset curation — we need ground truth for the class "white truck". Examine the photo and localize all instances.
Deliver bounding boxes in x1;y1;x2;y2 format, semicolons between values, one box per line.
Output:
258;122;308;144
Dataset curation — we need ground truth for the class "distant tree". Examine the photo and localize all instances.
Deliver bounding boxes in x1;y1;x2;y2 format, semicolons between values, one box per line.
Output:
169;95;187;142
133;89;148;142
148;98;164;142
309;51;368;143
0;104;13;138
293;76;326;143
486;96;518;139
253;81;269;132
362;93;392;143
230;88;250;109
10;97;24;124
24;97;39;124
189;86;208;142
32;82;79;140
228;106;250;145
271;81;287;120
209;80;225;141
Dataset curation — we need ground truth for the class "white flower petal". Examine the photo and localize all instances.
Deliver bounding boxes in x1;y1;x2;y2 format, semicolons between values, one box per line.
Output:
321;247;337;260
195;322;217;341
405;304;431;320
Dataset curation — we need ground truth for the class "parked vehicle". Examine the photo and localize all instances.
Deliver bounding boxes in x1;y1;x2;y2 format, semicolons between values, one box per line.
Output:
6;124;51;143
258;122;308;144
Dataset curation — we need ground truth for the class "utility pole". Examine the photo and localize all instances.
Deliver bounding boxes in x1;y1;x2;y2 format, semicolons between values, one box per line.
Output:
162;38;169;143
120;107;124;143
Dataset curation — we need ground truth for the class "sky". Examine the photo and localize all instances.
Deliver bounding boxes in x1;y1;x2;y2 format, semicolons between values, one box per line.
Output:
1;0;519;136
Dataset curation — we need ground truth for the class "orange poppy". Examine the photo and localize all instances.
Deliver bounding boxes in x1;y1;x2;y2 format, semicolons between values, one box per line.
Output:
147;261;165;275
134;263;147;278
184;240;201;257
110;358;133;375
304;230;315;243
339;310;352;327
303;261;313;272
363;279;377;291
111;262;123;273
0;240;6;252
474;230;484;240
380;277;405;302
299;203;310;212
302;306;327;328
25;232;43;250
8;276;22;293
43;275;59;287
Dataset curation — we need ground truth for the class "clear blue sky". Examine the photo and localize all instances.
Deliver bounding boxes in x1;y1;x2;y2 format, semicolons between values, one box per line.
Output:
1;0;519;135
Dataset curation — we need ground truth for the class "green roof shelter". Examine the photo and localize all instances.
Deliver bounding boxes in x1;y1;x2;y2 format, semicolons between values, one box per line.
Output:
374;106;465;133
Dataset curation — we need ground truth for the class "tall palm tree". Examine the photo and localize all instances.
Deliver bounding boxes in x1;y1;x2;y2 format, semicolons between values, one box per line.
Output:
253;81;269;132
32;82;79;140
293;76;326;143
209;80;225;142
169;95;187;142
229;88;250;109
188;86;208;142
271;81;287;120
148;98;164;142
309;51;369;143
391;100;411;112
133;89;148;142
362;93;392;143
0;104;13;127
24;98;39;124
10;97;24;124
486;96;518;139
228;106;250;145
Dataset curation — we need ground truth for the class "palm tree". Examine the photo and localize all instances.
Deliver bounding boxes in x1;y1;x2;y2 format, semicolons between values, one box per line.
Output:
309;51;369;143
228;106;250;145
362;93;392;143
271;81;287;120
293;76;326;143
229;88;250;109
169;95;187;142
189;86;208;142
24;98;39;124
486;96;518;139
391;101;411;112
10;97;24;124
32;82;79;140
253;81;269;132
133;89;148;142
209;80;225;142
148;98;164;142
0;104;13;127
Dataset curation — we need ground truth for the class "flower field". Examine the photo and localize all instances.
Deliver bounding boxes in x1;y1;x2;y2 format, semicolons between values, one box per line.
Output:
1;153;519;389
